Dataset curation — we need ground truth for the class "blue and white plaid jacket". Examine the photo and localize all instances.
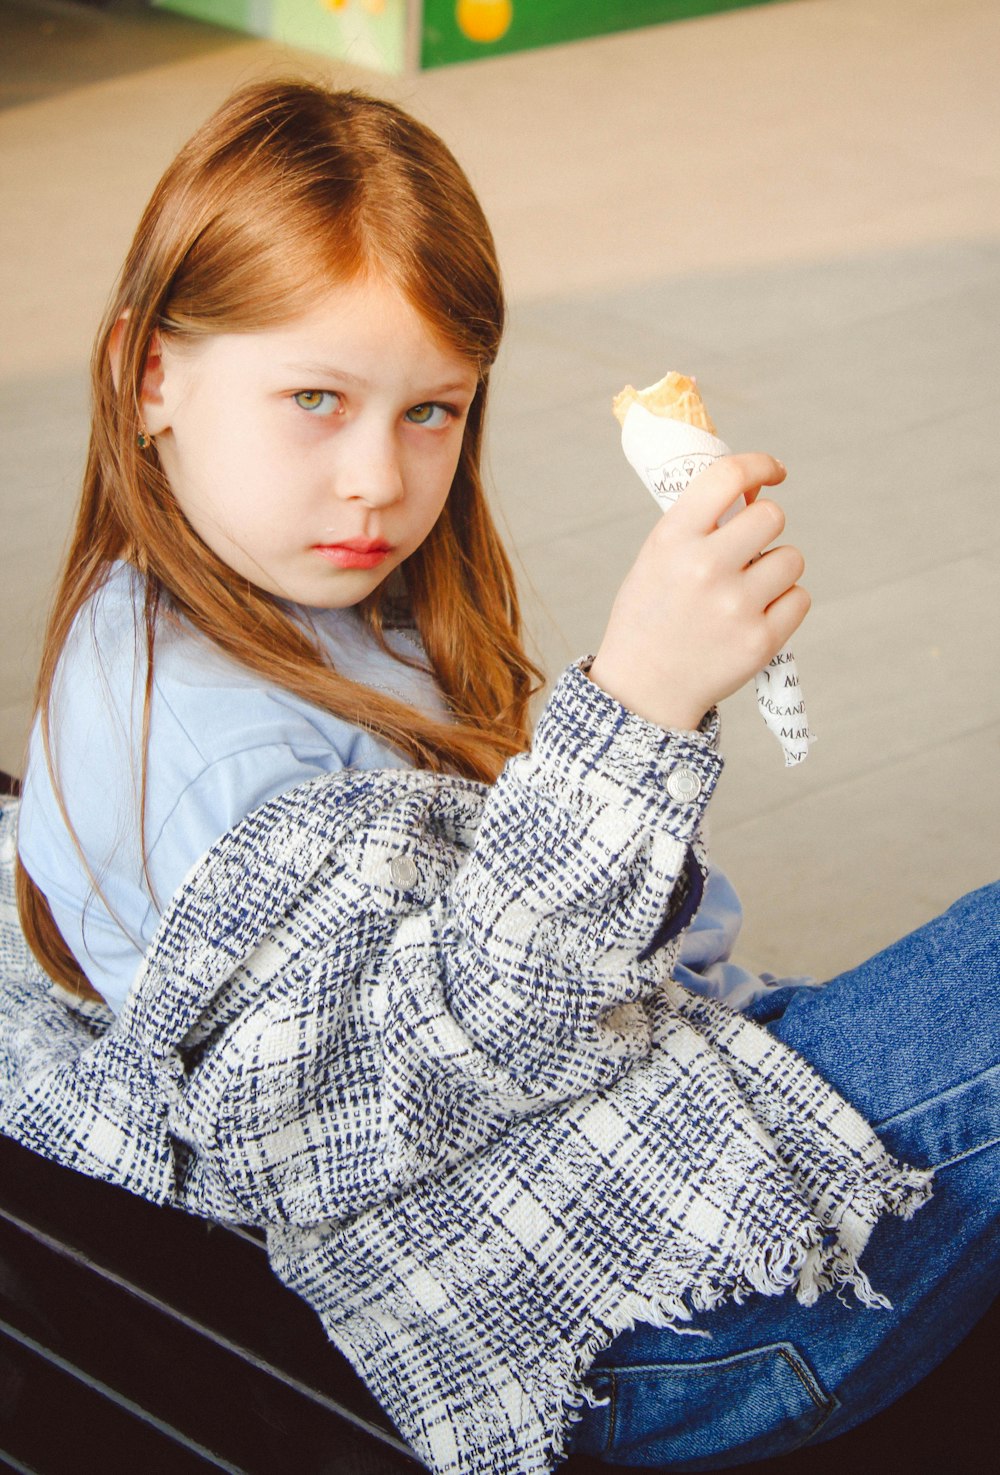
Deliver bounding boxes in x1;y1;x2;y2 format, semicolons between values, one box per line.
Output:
0;666;931;1475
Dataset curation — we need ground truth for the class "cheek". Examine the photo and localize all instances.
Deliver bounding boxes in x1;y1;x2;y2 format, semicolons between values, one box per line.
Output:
194;429;277;505
402;443;458;519
423;469;457;532
174;450;270;542
434;440;465;504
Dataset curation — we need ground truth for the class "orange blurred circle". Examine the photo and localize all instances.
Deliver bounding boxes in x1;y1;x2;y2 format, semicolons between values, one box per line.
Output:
456;1;513;45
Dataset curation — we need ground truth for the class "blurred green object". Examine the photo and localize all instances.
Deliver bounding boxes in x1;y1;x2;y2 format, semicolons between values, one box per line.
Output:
423;1;783;69
152;0;785;74
154;0;410;75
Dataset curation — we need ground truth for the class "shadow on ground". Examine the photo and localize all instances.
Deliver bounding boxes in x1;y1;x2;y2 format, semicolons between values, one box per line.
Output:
0;0;250;109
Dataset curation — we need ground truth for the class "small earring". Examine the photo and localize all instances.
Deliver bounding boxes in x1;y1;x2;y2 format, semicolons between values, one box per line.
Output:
137;428;154;450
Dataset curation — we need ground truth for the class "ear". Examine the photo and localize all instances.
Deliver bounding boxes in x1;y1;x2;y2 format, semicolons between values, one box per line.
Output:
107;312;129;392
108;313;171;435
138;331;170;436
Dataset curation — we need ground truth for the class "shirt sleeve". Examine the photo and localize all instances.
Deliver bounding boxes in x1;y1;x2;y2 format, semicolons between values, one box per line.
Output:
140;742;358;935
673;865;819;1012
430;664;726;1097
19;598;408;1015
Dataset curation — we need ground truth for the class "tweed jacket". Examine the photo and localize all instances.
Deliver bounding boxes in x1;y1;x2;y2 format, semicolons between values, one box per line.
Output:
0;665;931;1475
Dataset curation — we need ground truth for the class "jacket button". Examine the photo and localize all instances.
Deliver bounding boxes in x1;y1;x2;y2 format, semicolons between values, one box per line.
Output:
389;854;418;888
666;766;702;803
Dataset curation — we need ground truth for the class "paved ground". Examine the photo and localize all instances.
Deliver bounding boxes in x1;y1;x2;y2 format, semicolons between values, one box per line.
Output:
1;0;997;978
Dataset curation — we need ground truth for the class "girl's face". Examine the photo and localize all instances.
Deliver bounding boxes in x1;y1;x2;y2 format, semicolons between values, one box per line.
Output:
143;276;479;609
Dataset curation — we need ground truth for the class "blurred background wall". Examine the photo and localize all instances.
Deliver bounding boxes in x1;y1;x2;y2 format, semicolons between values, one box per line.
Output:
2;0;998;979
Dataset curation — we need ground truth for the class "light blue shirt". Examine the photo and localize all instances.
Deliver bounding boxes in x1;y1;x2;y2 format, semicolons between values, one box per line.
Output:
18;563;813;1016
18;564;447;1013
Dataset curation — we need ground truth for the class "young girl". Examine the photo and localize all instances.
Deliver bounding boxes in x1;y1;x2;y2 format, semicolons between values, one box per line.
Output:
4;80;997;1475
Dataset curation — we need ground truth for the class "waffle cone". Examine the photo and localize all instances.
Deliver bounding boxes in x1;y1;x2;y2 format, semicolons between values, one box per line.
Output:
612;372;716;435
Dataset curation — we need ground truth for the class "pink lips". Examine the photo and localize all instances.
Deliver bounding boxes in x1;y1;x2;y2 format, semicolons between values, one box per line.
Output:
314;538;393;571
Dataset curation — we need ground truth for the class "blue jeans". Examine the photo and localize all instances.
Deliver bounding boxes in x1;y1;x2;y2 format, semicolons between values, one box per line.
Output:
568;882;1000;1469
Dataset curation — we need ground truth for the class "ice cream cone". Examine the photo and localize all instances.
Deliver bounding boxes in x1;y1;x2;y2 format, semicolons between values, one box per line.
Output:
613;370;813;766
612;372;716;435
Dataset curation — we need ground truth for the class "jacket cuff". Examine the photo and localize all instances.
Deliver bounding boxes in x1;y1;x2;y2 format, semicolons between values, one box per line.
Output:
528;661;723;843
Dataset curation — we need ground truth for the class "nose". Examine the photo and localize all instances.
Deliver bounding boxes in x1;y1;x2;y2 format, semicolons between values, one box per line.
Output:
335;420;404;509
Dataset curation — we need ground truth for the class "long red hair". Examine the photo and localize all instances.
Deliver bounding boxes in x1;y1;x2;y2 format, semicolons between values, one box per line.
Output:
17;81;542;1001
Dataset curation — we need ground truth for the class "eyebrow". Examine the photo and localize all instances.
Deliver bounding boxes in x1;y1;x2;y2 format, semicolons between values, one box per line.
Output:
281;363;478;397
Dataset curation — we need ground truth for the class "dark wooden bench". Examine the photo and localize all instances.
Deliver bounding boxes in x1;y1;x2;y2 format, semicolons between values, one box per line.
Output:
0;1133;421;1474
1;1132;994;1475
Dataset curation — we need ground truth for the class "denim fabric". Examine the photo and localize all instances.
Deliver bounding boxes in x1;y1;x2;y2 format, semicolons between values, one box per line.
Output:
569;882;1000;1469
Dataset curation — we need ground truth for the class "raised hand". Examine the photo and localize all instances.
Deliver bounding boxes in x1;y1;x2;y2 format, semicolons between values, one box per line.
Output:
588;454;810;733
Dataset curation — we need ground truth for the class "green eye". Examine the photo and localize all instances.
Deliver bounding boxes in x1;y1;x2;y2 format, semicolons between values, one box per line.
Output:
293;390;338;415
405;402;449;428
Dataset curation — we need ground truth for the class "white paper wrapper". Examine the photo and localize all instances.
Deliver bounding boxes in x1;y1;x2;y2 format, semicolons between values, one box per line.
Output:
620;403;814;766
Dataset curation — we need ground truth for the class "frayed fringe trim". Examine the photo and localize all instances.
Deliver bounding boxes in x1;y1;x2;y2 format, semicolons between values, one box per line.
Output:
319;1161;936;1474
544;1163;935;1474
793;1240;890;1309
574;1382;610;1411
549;1287;713;1467
798;1158;935;1307
858;1158;935;1226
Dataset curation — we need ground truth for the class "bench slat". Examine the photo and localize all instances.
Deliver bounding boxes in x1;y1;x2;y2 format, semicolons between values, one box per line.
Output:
0;1135;421;1472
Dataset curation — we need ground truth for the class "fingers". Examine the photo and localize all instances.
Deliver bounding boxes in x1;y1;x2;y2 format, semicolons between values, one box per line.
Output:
763;582;812;650
716;496;787;566
670;453;786;533
743;543;806;604
595;442;808;729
